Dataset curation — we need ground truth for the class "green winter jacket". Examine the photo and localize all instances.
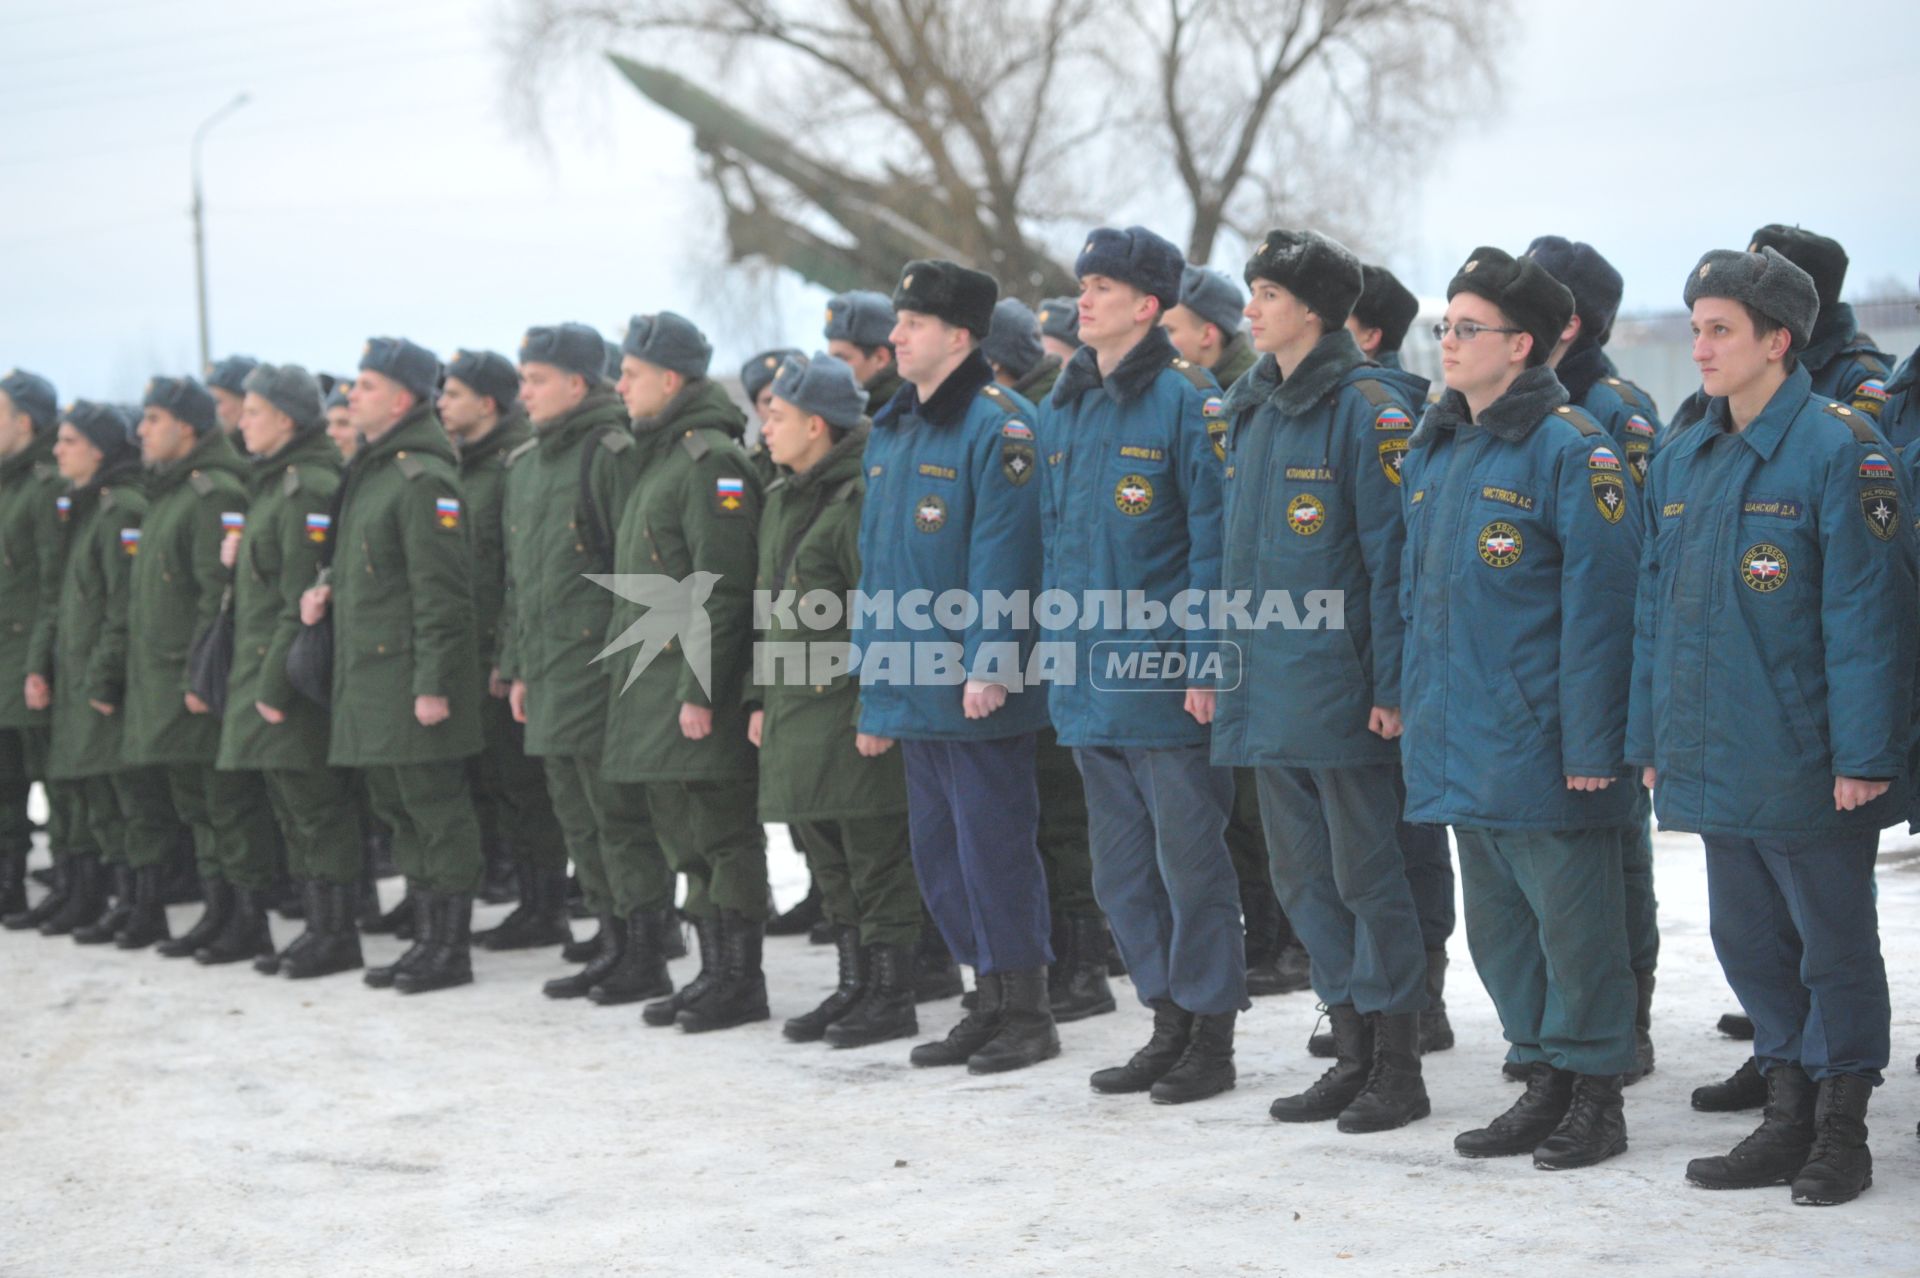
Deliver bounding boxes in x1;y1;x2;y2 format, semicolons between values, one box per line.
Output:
458;407;529;675
0;431;66;729
47;457;146;780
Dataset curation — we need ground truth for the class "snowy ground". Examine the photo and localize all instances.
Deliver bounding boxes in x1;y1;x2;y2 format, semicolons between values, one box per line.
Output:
3;823;1919;1278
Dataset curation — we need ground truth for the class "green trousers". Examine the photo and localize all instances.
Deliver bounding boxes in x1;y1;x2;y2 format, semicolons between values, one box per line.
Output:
793;813;919;947
75;774;126;866
470;693;566;872
0;727;40;857
108;765;175;869
647;778;766;922
362;761;483;894
1035;726;1097;917
163;763;280;889
262;767;362;885
44;778;97;860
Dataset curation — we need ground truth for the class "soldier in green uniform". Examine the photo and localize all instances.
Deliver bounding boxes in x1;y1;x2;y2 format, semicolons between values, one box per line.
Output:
301;337;485;995
1036;297;1080;364
501;323;675;1004
825;291;905;412
1162;266;1257;387
985;299;1065;404
325;382;359;461
740;348;805;498
0;370;67;921
603;311;769;1034
205;355;258;439
122;376;283;964
439;348;569;941
751;351;923;1047
216;364;364;978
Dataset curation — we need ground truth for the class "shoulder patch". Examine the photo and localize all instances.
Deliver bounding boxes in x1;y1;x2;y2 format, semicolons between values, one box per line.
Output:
1821;400;1880;445
395;454;426;480
680;430;710;461
713;474;747;515
188;471;215;496
599;430;634;454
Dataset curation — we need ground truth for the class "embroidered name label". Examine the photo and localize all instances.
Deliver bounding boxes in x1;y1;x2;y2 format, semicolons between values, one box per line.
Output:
1481;486;1534;511
1117;445;1165;462
918;463;958;480
1285;465;1334;482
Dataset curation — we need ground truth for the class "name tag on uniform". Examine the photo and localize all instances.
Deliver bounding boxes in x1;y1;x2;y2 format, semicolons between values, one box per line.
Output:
1480;486;1534;511
1284;465;1333;482
1118;445;1165;462
1661;502;1685;519
917;463;957;481
1741;497;1802;519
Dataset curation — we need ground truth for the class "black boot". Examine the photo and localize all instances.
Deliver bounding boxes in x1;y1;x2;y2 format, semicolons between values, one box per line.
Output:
1626;968;1656;1083
561;920;602;964
356;878;382;928
1790;1074;1874;1205
113;864;172;950
1419;950;1454;1054
195;887;275;965
283;881;365;980
642;913;718;1027
1687;1063;1816;1189
660;907;687;959
1692;1056;1767;1112
5;854;69;930
394;892;474;994
364;888;434;988
478;839;519;905
1533;1074;1628;1170
157;876;230;956
565;870;589;919
0;847;26;918
1718;1011;1755;1040
966;967;1059;1075
913;920;963;1003
1338;1011;1430;1132
677;909;770;1032
825;941;919;1048
1050;914;1117;1022
1271;1004;1372;1122
1151;1010;1237;1105
588;910;675;1006
1455;1062;1575;1157
1091;1000;1193;1094
39;853;106;937
475;862;571;951
261;879;326;975
783;924;865;1042
910;972;1004;1067
363;885;417;939
543;913;623;1000
766;880;824;936
72;863;134;945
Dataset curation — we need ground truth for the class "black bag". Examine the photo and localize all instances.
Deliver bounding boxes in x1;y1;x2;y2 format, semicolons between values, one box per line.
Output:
286;617;333;709
187;587;236;716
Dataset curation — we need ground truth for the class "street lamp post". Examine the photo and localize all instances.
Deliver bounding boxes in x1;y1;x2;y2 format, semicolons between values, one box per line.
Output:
191;93;251;372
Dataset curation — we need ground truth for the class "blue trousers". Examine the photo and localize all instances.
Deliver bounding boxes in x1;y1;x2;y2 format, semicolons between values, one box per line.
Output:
1703;830;1888;1083
1398;820;1454;951
1257;763;1428;1016
1076;744;1245;1015
1456;826;1637;1076
900;734;1050;974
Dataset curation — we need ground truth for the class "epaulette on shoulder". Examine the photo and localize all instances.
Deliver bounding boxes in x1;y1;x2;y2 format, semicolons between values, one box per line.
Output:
1603;377;1654;413
395;453;426;480
188;470;215;496
979;384;1018;416
829;476;860;505
599;429;633;454
282;467;303;497
1551;404;1604;438
505;438;538;467
1168;356;1215;394
679;429;710;461
32;462;57;483
1822;400;1880;445
1350;378;1394;408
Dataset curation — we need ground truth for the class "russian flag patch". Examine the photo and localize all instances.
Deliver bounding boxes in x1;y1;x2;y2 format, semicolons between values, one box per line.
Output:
305;512;331;544
434;496;461;529
120;528;141;555
715;476;746;514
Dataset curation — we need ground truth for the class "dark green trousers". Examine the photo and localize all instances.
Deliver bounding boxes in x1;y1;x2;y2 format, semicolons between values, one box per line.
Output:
263;767;362;885
76;774;127;866
1624;782;1658;975
0;727;37;857
793;813;919;947
110;765;174;869
544;754;615;914
164;763;280;889
363;761;483;894
44;778;97;860
1035;726;1097;916
593;780;673;917
647;778;766;922
470;694;566;871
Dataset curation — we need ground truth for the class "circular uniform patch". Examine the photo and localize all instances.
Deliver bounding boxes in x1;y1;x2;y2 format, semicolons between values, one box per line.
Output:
1477;520;1522;568
1285;492;1326;535
1739;542;1788;592
1115;474;1154;516
914;493;947;533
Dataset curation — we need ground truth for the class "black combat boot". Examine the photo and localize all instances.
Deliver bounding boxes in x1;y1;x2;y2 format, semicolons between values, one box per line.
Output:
39;853;105;937
195;887;276;965
1717;1012;1755;1040
1050;914;1117;1022
1419;950;1454;1053
4;854;68;930
1626;968;1656;1083
1790;1074;1875;1206
364;887;434;988
260;879;327;975
356;878;382;928
1692;1056;1767;1111
363;884;417;939
1687;1062;1815;1189
678;910;770;1033
826;941;919;1048
543;913;623;1000
660;907;687;960
1091;1000;1192;1094
1338;1011;1430;1132
966;967;1059;1075
1533;1073;1627;1170
910;971;1004;1067
913;919;963;1003
1455;1062;1575;1157
113;864;172;950
72;863;134;945
157;876;229;956
561;920;602;964
394;892;474;994
475;862;572;952
1271;1004;1372;1122
283;881;364;980
0;847;26;918
1151;1010;1237;1105
783;924;865;1042
642;912;718;1027
766;880;824;937
478;839;519;905
588;910;675;1006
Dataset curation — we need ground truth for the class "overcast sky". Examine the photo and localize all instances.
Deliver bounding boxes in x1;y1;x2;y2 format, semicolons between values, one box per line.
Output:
3;0;1915;401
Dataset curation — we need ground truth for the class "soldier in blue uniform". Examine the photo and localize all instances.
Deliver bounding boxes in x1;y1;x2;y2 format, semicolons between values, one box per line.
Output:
1211;229;1430;1129
1748;226;1894;421
854;258;1058;1074
1039;225;1243;1105
1632;247;1913;1206
1876;274;1918;450
1401;247;1642;1170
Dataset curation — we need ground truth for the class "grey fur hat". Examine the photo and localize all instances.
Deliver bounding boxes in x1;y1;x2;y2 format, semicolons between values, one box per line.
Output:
358;336;441;401
142;375;218;434
742;348;804;404
824;291;897;348
0;368;57;432
1177;266;1246;337
1683;247;1819;352
1035;298;1079;346
622;311;712;378
982;299;1045;379
205;354;259;395
770;351;869;431
447;349;522;412
519;323;606;384
241;362;325;431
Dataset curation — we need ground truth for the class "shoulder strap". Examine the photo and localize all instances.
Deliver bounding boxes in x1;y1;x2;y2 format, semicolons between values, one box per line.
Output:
1350;377;1394;408
395;454;425;481
282;467;302;497
1822;400;1880;445
680;430;710;461
188;471;215;496
1168;356;1215;394
505;437;538;467
979;384;1018;415
599;429;633;454
1604;377;1653;413
1551;404;1604;437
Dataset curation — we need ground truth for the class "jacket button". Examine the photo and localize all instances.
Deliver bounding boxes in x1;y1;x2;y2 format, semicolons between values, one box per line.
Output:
575;543;584;553
582;629;592;638
256;644;267;656
376;643;386;654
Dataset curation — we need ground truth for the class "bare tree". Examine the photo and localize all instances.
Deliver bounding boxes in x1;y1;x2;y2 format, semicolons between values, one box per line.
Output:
507;0;1508;294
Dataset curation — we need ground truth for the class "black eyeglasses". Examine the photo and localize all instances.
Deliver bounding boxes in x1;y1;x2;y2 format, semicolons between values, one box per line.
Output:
1432;320;1523;342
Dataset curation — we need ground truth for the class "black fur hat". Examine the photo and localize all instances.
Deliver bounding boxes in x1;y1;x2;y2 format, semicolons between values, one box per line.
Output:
891;259;999;337
1244;230;1364;328
1747;224;1847;316
1352;264;1420;354
1524;236;1624;346
1445;247;1574;364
